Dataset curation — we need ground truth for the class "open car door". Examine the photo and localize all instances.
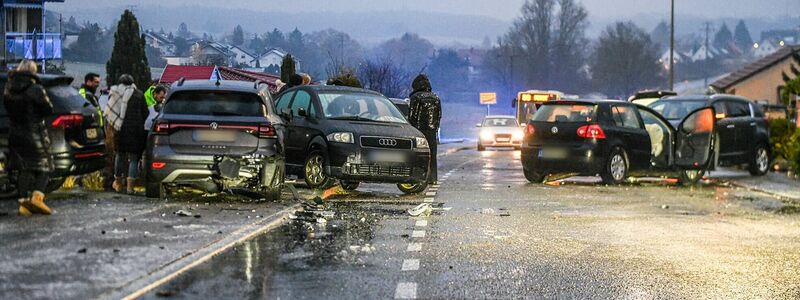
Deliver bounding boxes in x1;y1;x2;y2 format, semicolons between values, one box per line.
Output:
673;106;715;169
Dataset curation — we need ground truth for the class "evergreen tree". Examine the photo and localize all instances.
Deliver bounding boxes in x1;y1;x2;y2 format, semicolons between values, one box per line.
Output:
714;23;733;49
232;25;245;46
734;20;754;52
106;10;151;88
177;22;191;39
287;28;304;55
280;54;296;83
249;34;265;52
650;21;670;50
266;28;286;49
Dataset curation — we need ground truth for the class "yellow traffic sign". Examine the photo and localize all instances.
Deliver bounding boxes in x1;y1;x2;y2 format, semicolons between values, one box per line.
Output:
480;92;497;105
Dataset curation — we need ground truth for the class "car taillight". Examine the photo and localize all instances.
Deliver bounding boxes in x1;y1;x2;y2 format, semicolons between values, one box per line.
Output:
525;124;535;135
151;162;167;169
51;114;84;128
576;124;606;139
258;123;276;138
153;120;170;134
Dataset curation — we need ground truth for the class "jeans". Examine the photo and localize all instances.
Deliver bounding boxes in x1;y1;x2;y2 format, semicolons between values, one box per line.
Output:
422;130;438;183
114;152;141;178
18;170;49;198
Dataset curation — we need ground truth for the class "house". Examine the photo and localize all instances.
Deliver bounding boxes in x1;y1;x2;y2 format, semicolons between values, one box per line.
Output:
227;45;256;68
761;28;800;47
163;56;193;66
710;45;800;106
144;30;176;56
190;40;235;66
1;0;64;70
252;48;295;70
159;64;280;92
457;48;487;82
753;40;779;59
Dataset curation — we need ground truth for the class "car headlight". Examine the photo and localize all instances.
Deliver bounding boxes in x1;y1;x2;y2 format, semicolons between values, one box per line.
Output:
480;130;493;141
327;132;354;143
512;130;524;140
415;137;429;149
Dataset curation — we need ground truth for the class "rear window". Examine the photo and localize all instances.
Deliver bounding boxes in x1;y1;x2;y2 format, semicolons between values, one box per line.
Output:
532;104;596;123
163;91;265;116
649;100;706;120
47;85;90;113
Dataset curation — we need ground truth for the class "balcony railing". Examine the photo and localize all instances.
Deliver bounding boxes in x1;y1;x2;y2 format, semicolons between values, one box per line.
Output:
5;32;62;61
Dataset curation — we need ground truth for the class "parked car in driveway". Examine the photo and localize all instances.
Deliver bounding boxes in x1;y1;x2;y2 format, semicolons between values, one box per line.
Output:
275;86;431;194
0;74;106;193
144;79;286;199
476;115;524;151
521;99;716;185
648;95;770;176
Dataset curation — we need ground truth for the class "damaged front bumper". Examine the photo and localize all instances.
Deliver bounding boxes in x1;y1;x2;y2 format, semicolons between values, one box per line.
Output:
327;143;430;184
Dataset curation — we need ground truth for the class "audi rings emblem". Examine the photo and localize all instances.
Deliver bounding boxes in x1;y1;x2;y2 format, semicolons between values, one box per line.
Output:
551;126;559;134
210;122;219;130
378;138;398;146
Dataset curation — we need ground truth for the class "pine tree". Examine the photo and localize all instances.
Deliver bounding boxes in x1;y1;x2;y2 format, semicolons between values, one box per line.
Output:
106;10;151;89
714;23;733;49
232;25;245;46
280;54;296;83
734;20;754;52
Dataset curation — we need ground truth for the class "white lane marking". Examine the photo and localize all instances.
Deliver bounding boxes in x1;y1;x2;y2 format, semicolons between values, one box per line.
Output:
428;188;438;192
415;220;428;227
395;282;417;299
402;259;420;271
407;243;422;252
431;184;440;188
423;197;434;203
412;230;426;238
425;192;436;196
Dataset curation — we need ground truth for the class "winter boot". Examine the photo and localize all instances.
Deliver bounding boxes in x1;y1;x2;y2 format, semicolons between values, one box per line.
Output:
126;178;136;194
18;198;32;217
24;191;51;215
112;176;124;193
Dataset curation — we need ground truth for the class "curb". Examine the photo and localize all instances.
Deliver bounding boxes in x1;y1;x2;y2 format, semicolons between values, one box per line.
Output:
108;203;301;300
726;181;800;204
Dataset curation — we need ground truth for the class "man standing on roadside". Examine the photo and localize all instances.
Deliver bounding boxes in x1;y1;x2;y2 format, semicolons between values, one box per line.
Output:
408;74;442;185
143;85;167;133
80;73;103;124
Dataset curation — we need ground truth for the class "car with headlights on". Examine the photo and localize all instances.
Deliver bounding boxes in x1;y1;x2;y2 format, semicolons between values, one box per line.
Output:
274;85;431;194
476;115;524;151
521;99;716;185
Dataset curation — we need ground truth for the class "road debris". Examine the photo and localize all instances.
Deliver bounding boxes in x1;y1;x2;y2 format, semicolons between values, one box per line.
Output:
408;203;433;217
174;210;192;217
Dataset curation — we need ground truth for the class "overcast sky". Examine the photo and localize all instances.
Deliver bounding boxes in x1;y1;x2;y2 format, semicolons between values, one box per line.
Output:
51;0;797;20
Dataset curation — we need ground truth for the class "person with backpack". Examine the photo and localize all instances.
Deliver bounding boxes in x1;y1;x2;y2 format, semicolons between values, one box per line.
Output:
408;74;442;185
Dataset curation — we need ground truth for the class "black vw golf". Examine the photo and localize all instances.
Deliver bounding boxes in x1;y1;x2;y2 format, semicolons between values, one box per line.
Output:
521;99;716;185
274;85;431;194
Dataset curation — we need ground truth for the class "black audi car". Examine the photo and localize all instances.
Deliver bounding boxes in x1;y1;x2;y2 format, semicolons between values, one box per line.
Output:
274;85;430;194
144;79;286;199
521;99;715;185
0;74;106;193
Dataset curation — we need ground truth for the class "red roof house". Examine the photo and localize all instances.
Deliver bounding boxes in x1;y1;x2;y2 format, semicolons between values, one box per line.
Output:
159;65;281;92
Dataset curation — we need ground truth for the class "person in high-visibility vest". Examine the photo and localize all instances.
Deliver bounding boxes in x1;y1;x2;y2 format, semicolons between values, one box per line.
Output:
79;73;103;126
144;85;167;132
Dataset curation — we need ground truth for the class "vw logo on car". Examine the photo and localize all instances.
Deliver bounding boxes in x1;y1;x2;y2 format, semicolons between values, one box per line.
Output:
551;126;558;134
210;122;219;130
378;138;398;146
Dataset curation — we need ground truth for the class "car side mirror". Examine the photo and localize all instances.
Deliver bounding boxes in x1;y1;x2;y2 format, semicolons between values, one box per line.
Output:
280;108;293;122
298;107;308;117
476;123;482;127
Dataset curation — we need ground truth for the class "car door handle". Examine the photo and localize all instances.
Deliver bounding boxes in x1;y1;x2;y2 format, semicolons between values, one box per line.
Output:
726;124;735;129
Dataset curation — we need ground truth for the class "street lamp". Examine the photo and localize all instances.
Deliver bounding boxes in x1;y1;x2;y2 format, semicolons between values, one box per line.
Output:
669;0;675;91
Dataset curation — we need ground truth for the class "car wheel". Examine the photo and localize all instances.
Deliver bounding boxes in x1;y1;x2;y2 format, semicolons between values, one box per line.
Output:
145;181;164;199
477;144;485;151
397;182;427;194
748;144;769;176
523;166;545;183
304;152;334;189
45;177;66;193
341;181;360;191
677;169;705;187
601;147;628;185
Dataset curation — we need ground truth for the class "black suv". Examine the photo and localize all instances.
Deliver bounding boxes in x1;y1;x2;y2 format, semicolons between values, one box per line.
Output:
648;95;770;176
144;79;286;199
0;74;106;193
521;100;715;185
274;86;430;194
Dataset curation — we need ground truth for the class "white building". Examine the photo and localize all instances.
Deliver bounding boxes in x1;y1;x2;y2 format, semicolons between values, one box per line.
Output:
251;48;297;70
753;40;778;58
227;45;256;68
144;30;176;56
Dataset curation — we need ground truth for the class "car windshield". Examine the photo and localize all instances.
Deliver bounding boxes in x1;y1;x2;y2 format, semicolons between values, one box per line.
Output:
483;118;518;127
532;104;596;123
319;92;407;123
163;91;265;116
648;100;706;121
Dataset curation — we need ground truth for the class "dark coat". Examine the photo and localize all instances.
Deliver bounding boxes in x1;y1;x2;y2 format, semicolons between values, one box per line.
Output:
3;71;54;172
408;75;441;132
116;89;148;155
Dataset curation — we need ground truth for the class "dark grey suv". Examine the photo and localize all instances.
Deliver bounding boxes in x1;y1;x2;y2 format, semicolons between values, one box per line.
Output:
144;79;286;199
649;94;770;176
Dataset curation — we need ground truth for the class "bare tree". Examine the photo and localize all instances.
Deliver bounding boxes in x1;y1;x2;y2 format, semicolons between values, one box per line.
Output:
591;22;663;98
359;57;413;98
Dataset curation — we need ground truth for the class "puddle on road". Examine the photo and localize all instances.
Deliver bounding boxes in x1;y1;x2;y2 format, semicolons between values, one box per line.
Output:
142;202;407;299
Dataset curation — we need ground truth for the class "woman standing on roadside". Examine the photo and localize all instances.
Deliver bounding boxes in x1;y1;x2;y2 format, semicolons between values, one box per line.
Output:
3;60;54;216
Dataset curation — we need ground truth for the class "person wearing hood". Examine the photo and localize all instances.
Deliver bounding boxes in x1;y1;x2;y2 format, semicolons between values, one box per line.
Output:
104;74;148;194
408;74;442;184
3;60;54;216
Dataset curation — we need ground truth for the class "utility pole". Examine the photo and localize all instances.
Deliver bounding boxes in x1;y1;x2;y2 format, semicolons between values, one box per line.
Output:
669;0;675;91
702;21;713;87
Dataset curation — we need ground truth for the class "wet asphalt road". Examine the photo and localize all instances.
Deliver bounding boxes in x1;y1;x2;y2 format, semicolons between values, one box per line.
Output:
142;149;800;299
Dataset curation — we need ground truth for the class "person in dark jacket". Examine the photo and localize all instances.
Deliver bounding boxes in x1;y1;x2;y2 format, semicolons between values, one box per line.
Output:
408;74;441;184
3;60;54;216
107;74;148;194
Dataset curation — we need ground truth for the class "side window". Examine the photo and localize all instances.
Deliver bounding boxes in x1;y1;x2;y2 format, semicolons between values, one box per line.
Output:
290;91;312;117
275;91;295;113
726;101;750;118
612;106;642;129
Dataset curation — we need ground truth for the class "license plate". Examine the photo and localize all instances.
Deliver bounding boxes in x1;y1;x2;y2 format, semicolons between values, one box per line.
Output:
368;151;407;163
85;128;98;140
194;130;236;142
539;148;567;159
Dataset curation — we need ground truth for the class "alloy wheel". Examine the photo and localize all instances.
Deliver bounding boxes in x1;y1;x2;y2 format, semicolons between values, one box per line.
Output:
756;148;769;173
305;154;326;186
610;154;626;181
